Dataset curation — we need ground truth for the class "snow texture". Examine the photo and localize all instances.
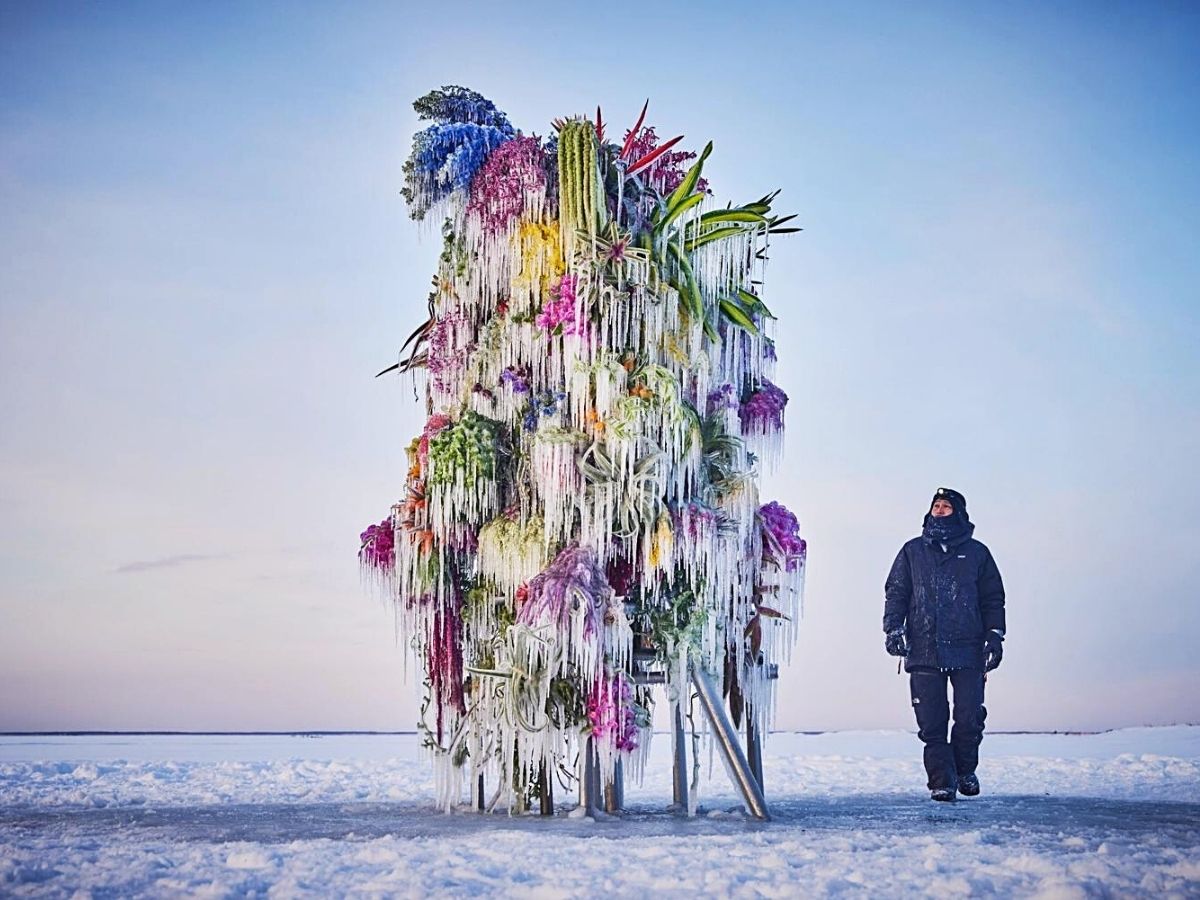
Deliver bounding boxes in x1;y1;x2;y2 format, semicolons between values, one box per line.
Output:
2;728;1198;897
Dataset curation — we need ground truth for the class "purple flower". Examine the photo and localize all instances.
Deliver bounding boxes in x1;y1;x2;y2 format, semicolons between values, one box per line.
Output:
739;380;788;433
427;311;471;396
359;518;395;570
500;366;531;394
758;501;807;572
518;545;611;638
467;136;548;234
706;383;738;416
588;673;639;752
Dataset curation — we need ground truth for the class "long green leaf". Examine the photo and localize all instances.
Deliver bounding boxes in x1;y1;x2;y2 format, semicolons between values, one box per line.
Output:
664;140;713;211
668;242;704;321
737;288;775;319
696;209;768;226
653;191;705;236
685;225;747;252
718;297;760;334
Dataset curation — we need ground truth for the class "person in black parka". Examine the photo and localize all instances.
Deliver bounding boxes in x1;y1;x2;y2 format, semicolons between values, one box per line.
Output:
883;487;1006;801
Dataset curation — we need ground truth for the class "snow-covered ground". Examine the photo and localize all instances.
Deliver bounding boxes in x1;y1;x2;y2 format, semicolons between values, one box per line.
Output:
2;728;1198;897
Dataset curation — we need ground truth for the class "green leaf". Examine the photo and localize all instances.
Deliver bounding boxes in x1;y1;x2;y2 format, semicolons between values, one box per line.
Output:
696;208;768;226
667;242;704;320
653;191;705;236
719;297;759;334
685;226;746;252
737;288;775;319
664;140;713;211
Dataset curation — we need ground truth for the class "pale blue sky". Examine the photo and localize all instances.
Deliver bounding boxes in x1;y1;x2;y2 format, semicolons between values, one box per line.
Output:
2;1;1197;731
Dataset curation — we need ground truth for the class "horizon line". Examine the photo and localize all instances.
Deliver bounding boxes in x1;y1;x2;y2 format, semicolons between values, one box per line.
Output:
4;726;1195;737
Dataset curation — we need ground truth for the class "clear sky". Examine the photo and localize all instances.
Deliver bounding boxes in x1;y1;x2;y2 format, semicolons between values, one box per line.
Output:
2;1;1198;732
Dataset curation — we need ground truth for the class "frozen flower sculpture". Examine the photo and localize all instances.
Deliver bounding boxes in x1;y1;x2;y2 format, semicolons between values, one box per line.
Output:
362;86;806;813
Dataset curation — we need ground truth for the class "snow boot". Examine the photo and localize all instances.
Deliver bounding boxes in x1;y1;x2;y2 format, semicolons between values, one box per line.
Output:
958;774;980;797
931;787;956;802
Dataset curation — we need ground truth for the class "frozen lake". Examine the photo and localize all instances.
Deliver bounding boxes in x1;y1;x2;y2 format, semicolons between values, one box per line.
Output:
2;729;1198;897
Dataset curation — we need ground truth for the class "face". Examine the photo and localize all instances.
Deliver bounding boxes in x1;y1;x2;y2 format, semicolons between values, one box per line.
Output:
931;498;955;518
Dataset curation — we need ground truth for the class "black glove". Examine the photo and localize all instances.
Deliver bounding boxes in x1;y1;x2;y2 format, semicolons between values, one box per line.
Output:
885;628;908;657
984;630;1004;672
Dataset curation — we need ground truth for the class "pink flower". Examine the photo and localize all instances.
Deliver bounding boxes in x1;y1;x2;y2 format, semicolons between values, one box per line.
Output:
588;673;639;752
466;136;548;234
534;274;584;336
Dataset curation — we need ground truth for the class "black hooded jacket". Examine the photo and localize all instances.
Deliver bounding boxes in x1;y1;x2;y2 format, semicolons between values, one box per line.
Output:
883;500;1006;672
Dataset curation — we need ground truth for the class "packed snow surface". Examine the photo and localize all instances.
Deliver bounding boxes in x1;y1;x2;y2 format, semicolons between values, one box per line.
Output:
2;728;1198;897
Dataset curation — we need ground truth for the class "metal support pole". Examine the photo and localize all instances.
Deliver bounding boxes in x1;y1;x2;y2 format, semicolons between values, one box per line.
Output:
746;704;764;795
672;702;689;812
538;764;554;816
475;773;485;812
604;758;623;813
579;736;601;817
691;665;770;821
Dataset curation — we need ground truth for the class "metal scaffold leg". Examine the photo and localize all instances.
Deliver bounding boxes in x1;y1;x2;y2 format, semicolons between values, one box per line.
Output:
579;736;602;817
746;703;764;795
691;665;770;821
672;701;689;812
604;758;623;813
538;763;554;816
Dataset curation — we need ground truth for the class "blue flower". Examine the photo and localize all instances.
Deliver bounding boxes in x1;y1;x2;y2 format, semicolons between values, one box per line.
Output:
402;122;512;220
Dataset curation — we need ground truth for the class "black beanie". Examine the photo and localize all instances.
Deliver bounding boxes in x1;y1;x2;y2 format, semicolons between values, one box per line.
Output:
931;487;967;515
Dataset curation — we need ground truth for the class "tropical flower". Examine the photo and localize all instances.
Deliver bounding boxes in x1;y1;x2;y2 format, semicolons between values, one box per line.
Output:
534;274;584;335
620;125;709;196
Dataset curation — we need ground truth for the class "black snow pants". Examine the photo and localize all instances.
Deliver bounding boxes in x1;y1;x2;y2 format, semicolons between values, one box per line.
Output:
909;667;986;790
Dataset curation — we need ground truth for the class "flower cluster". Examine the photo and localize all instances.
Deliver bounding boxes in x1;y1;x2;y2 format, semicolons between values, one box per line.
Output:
517;545;611;638
740;380;788;433
587;673;639;752
706;383;738;416
605;555;637;597
499;365;530;394
621;125;709;196
414;85;514;130
671;501;727;540
427;311;471;396
467;136;548;234
402;123;513;221
759;501;807;572
522;388;567;431
417;413;453;470
427;412;501;486
534;274;583;335
359;518;395;570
